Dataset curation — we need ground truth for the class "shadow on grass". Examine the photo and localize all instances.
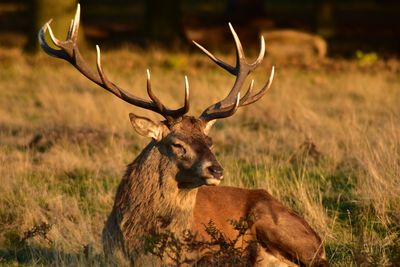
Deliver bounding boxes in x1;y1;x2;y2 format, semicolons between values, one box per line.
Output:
0;245;79;266
322;170;359;222
0;243;107;266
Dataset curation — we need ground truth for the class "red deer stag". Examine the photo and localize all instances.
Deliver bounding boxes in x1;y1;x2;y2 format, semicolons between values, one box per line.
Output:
39;4;328;267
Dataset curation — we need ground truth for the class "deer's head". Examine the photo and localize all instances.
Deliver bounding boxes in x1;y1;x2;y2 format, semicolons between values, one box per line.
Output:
130;115;222;188
38;4;274;189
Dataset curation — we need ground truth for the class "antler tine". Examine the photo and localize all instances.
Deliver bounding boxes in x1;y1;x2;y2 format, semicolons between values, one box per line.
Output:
146;69;190;119
146;69;168;115
198;24;274;122
96;45;115;89
70;3;81;42
192;41;237;75
39;4;190;121
183;76;190;113
38;21;68;60
228;23;245;64
251;36;266;68
66;20;73;40
46;21;62;47
64;3;80;42
240;66;275;106
240;80;254;104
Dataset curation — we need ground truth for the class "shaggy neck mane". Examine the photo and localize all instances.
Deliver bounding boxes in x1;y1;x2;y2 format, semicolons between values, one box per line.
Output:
113;141;198;253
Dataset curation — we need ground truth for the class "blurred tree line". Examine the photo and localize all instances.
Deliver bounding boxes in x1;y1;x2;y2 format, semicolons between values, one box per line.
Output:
27;0;272;50
0;0;399;55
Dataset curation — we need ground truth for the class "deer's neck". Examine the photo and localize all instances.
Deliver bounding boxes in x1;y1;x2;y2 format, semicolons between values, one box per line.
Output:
114;142;198;251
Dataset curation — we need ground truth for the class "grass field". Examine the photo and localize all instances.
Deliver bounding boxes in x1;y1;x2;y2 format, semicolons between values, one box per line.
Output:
0;46;399;266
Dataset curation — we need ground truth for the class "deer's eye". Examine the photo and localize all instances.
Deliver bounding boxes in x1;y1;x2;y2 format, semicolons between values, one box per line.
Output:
171;142;186;156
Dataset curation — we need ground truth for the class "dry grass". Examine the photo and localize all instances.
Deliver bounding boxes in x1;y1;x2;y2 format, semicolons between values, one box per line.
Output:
0;46;399;266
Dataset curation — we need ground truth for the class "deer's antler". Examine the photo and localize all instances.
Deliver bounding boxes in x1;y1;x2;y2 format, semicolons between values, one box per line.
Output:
38;4;189;121
194;23;274;122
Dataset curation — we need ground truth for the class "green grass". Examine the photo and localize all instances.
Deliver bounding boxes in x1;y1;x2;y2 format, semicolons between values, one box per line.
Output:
0;46;399;266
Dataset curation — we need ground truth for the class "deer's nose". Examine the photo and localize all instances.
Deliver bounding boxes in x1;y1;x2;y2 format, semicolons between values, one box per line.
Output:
207;165;224;179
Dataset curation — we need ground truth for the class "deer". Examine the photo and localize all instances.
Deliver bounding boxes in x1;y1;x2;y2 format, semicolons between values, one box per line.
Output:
39;4;328;267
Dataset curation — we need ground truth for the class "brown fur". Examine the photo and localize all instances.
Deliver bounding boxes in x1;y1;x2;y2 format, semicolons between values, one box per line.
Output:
102;116;216;265
102;116;328;266
194;186;328;266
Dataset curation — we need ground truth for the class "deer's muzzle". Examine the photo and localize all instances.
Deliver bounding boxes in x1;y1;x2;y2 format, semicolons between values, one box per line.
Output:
207;165;224;179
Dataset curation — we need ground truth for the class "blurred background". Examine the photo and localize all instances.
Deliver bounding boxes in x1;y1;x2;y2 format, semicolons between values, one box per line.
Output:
0;0;399;59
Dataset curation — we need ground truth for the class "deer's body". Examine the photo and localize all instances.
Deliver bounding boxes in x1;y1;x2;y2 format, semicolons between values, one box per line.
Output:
195;186;327;266
100;118;327;266
102;147;327;266
39;5;329;266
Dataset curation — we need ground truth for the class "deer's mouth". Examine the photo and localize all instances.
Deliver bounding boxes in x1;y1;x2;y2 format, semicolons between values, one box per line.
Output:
204;176;223;186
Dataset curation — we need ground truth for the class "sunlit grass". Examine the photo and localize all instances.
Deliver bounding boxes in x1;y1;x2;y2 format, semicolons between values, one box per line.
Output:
0;46;399;266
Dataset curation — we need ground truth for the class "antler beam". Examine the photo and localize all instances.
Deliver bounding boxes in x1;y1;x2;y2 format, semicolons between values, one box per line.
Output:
38;4;189;121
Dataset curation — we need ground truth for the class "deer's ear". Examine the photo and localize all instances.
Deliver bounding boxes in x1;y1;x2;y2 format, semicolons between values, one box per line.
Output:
129;113;166;141
203;119;216;135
